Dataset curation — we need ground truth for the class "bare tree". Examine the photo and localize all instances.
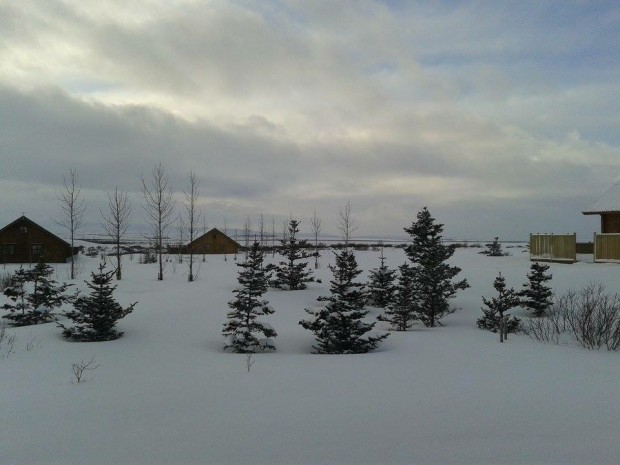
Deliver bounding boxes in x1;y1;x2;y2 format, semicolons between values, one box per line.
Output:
141;163;175;281
338;201;358;250
258;213;265;250
311;208;322;269
243;216;252;253
100;187;131;280
271;217;276;257
184;171;200;282
56;168;86;279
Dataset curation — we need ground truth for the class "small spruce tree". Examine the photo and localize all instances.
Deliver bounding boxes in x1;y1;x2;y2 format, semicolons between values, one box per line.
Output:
404;207;469;327
269;219;315;290
300;249;388;354
477;272;521;334
223;242;277;353
519;262;553;317
377;263;418;331
2;256;74;326
367;249;397;308
60;262;136;341
480;237;505;256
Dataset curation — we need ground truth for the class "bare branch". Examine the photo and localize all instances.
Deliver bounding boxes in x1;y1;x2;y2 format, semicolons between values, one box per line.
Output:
141;163;175;280
56;168;86;279
100;187;131;280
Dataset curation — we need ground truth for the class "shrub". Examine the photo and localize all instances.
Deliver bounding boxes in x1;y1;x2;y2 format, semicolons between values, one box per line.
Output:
522;283;620;351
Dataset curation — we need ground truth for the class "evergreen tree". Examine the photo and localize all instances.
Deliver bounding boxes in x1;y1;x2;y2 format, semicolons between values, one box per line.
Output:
269;219;315;290
2;256;74;326
480;237;505;256
377;263;418;331
223;242;277;353
404;207;469;327
477;272;521;334
367;249;397;308
2;268;31;325
519;262;553;317
60;262;136;341
300;249;388;354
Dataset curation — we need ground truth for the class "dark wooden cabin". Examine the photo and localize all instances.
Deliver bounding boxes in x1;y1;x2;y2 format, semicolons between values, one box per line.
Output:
0;216;74;264
582;182;620;233
186;228;241;255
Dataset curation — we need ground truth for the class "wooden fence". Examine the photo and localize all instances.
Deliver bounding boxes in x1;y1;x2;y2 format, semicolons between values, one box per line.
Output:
593;233;620;263
530;234;576;263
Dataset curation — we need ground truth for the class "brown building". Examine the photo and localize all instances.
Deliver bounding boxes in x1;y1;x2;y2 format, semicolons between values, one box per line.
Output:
0;216;74;264
582;182;620;233
187;228;241;255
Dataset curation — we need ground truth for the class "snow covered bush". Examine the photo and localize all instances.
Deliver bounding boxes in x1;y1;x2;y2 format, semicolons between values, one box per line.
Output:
59;262;136;341
300;249;388;354
223;242;277;353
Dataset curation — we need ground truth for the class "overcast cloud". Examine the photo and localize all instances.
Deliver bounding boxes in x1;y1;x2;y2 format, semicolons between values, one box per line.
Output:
1;0;618;240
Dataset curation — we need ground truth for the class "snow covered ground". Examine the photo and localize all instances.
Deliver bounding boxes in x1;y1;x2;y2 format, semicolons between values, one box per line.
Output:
1;247;619;465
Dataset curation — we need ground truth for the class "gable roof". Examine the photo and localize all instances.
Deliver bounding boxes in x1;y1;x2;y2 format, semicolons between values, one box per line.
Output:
582;181;620;215
187;227;241;247
0;215;72;247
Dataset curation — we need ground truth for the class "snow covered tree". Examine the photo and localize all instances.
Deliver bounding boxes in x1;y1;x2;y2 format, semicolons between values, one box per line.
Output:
223;242;277;353
519;262;553;317
404;207;469;327
60;262;136;341
480;237;506;257
367;249;396;308
300;249;388;354
377;263;418;331
477;272;521;336
2;256;74;326
270;219;315;290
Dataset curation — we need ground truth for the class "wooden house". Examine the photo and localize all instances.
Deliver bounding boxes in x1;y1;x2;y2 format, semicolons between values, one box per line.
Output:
186;228;240;255
0;216;74;264
582;182;620;233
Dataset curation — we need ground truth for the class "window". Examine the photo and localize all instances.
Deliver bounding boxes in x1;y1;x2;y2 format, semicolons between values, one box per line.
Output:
3;244;15;255
32;244;43;256
20;226;28;234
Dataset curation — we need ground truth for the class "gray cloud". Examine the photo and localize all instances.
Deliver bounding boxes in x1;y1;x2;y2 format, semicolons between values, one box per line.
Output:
0;1;618;241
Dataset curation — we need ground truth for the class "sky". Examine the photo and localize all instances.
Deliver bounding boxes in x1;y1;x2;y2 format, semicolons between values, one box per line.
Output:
0;0;618;241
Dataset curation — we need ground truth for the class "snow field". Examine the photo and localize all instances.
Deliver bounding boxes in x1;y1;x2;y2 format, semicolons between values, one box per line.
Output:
1;247;619;465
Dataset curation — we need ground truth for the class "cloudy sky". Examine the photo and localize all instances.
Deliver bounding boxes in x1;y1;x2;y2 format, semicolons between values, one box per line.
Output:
1;0;618;241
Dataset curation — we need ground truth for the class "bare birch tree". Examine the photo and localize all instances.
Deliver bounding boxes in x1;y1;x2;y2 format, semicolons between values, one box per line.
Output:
100;187;131;280
184;171;200;282
56;168;86;279
258;213;265;250
338;201;359;250
243;217;252;254
311;208;322;269
141;163;175;281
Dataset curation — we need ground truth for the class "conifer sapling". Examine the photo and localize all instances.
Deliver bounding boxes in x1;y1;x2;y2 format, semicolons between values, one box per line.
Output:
60;262;136;341
378;263;418;331
519;262;553;317
404;207;469;327
223;242;277;353
477;272;521;334
300;249;388;354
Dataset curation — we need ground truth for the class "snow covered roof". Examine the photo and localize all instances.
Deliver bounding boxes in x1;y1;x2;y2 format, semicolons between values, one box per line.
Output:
582;181;620;215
